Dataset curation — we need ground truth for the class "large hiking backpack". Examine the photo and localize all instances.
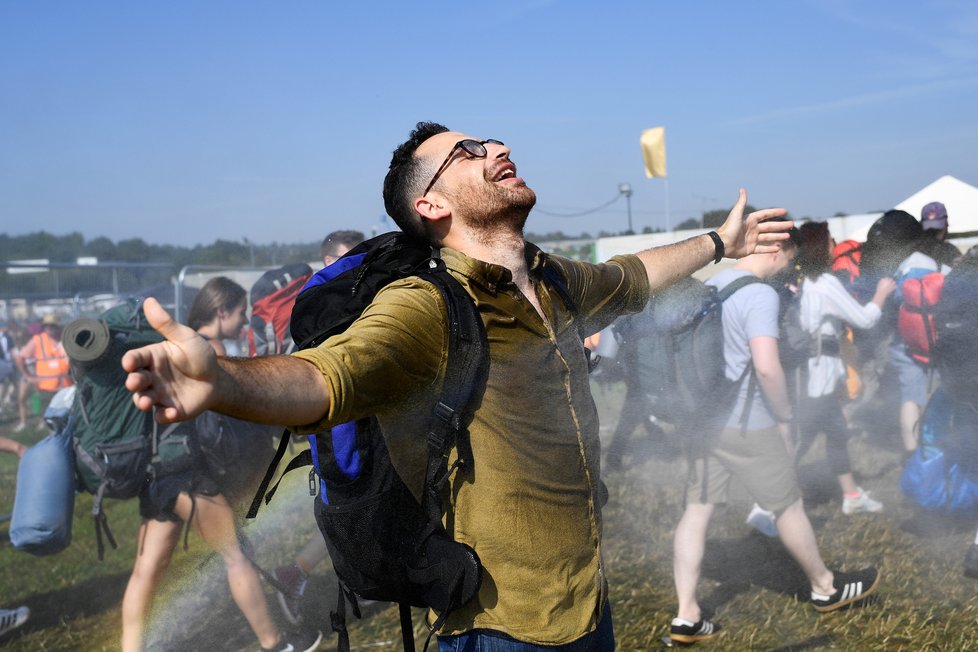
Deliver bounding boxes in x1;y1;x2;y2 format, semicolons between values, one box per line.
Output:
831;239;862;289
248;262;313;356
248;232;493;652
934;249;978;408
632;274;762;444
897;271;944;365
856;210;922;302
63;300;197;559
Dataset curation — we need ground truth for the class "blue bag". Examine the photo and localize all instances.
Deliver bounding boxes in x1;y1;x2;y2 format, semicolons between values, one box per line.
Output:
900;447;978;514
10;416;76;555
900;387;978;514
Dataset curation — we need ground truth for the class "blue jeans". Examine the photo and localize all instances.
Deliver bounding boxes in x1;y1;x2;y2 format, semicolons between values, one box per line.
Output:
438;602;615;652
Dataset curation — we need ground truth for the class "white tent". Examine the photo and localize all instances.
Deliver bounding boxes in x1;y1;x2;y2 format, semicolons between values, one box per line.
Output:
846;175;978;243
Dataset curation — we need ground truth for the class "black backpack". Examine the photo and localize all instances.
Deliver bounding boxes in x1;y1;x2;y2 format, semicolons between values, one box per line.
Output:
631;275;762;453
248;232;493;652
934;249;978;409
193;411;278;506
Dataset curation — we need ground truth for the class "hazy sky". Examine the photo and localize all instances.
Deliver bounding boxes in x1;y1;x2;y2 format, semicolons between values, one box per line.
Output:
2;1;976;248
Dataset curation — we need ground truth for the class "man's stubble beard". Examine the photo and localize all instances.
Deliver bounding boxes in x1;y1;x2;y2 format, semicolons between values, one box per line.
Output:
453;182;537;246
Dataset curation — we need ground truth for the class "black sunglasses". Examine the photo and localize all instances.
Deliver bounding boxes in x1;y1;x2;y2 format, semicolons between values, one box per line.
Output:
423;139;504;196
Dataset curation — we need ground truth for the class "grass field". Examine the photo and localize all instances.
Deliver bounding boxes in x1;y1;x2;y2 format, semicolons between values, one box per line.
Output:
2;378;978;651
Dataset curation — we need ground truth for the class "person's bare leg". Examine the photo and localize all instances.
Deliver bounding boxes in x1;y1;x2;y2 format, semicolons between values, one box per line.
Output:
16;380;29;428
121;519;182;652
900;400;921;452
776;498;834;595
673;502;715;622
173;493;280;649
837;472;859;495
0;435;26;458
294;536;328;574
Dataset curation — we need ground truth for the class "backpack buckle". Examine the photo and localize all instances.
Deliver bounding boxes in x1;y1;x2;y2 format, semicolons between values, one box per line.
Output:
432;402;458;429
308;468;318;496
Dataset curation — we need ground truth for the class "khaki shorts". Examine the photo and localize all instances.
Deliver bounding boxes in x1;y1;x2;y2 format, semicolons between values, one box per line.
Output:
686;424;801;513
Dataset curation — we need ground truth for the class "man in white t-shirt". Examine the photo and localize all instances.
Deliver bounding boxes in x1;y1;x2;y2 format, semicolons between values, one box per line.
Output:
668;233;880;645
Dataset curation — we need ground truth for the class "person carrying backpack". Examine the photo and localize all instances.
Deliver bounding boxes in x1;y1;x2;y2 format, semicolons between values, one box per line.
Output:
844;210;925;434
931;245;978;578
122;122;794;651
602;304;674;473
890;226;952;454
669;231;881;645
793;222;896;515
120;277;320;652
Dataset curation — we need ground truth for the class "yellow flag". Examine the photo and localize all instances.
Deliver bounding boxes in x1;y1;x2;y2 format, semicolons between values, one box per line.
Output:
641;127;667;178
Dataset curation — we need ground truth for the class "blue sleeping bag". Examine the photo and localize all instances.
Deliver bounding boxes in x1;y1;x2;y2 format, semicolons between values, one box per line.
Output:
10;405;76;555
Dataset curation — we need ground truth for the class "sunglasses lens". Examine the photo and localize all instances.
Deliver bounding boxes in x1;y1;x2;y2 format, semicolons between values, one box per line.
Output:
485;139;504;147
459;139;486;157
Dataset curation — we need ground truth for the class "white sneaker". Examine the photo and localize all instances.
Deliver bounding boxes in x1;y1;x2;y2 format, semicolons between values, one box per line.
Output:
0;606;29;637
842;488;883;515
746;503;778;537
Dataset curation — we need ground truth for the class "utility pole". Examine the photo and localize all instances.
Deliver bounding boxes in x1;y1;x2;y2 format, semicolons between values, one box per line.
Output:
618;183;633;233
243;237;255;267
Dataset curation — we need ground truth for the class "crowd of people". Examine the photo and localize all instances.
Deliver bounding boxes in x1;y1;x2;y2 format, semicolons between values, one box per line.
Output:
0;122;975;650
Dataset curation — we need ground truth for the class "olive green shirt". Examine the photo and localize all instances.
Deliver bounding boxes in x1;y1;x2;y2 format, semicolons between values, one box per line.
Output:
293;245;650;645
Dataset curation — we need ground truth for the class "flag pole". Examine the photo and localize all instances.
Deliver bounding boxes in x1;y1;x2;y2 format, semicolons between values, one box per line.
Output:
664;178;670;232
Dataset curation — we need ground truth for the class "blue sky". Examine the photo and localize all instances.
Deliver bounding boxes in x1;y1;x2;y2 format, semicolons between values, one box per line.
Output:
2;1;976;247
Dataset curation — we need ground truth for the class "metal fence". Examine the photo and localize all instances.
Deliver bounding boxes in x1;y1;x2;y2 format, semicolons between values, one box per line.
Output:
1;261;177;323
1;260;320;353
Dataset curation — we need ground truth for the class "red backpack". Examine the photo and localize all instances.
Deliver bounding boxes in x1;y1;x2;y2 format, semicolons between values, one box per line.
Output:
831;239;862;288
897;272;945;365
247;263;313;356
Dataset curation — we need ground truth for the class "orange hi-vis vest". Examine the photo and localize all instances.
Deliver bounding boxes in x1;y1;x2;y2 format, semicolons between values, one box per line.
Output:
32;332;72;392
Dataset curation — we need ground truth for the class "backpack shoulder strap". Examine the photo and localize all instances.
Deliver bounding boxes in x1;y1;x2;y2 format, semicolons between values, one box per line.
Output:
716;274;763;303
712;275;763;431
417;261;490;524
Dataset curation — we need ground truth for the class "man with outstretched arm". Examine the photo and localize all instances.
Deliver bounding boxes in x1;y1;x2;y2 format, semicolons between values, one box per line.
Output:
125;122;789;651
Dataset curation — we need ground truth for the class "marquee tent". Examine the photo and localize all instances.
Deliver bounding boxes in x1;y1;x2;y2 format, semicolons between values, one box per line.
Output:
846;175;978;242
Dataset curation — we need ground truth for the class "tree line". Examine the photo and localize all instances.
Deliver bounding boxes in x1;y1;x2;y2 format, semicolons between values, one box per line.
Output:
0;231;320;299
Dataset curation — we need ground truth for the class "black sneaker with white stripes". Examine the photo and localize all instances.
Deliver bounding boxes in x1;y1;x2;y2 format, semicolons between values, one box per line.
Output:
669;617;721;644
811;567;880;613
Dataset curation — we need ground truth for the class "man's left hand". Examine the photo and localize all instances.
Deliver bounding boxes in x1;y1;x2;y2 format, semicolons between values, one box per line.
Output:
716;188;791;259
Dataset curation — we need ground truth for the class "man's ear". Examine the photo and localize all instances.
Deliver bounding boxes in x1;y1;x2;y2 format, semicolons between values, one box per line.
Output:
414;194;451;224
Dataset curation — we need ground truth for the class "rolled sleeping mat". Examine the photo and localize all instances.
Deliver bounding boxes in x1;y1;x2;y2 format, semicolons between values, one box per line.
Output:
62;317;111;368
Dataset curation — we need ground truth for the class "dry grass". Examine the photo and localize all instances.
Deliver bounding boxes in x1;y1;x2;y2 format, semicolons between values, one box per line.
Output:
3;377;978;650
596;378;978;651
339;378;978;650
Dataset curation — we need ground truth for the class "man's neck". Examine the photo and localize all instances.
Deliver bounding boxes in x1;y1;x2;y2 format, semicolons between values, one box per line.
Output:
447;227;530;285
733;257;766;279
444;226;545;318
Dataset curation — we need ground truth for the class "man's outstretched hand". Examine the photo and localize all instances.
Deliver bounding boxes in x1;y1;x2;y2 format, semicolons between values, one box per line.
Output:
717;188;792;259
122;297;219;424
